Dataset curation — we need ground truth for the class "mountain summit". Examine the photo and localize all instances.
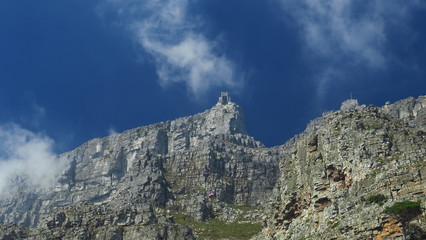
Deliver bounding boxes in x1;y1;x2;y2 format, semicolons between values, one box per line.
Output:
0;94;425;240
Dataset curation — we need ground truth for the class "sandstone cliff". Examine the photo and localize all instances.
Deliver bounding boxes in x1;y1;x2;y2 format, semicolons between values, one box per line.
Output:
263;96;426;240
0;93;425;240
0;93;277;239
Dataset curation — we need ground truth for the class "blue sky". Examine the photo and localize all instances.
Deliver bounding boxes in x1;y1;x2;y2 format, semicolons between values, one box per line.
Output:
1;0;425;156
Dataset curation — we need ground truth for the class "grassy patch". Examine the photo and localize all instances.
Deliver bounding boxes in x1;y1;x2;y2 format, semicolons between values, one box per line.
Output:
172;213;262;240
229;204;258;212
227;204;262;222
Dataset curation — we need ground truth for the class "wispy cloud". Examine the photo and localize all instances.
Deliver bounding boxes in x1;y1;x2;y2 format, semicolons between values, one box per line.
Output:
29;99;46;126
316;67;340;100
17;93;47;128
107;126;117;136
98;0;242;99
0;124;67;197
277;0;424;99
279;0;423;67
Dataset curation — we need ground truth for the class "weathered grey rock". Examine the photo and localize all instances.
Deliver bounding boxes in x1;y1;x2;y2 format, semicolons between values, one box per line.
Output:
263;98;426;240
340;99;360;110
382;95;426;130
0;92;275;239
1;93;425;240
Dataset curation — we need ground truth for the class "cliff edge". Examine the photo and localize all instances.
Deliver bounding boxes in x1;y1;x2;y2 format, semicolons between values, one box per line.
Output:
0;93;425;240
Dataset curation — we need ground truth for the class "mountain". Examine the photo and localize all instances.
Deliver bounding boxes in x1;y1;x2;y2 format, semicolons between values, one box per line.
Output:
0;93;425;240
263;96;426;240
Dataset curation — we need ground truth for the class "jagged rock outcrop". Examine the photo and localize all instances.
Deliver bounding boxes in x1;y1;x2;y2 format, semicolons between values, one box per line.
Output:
382;96;426;131
0;93;425;240
0;92;278;239
262;96;426;240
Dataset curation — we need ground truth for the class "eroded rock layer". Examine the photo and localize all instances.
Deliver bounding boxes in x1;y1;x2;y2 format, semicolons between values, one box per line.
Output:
262;96;426;240
0;93;425;240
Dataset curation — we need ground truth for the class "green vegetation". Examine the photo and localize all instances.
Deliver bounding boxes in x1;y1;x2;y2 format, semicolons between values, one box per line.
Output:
411;159;426;168
384;201;422;220
331;222;339;229
363;119;383;130
372;154;401;166
366;169;381;178
228;204;261;222
229;204;259;212
367;194;388;206
327;220;340;229
370;122;383;129
172;213;262;240
384;201;423;240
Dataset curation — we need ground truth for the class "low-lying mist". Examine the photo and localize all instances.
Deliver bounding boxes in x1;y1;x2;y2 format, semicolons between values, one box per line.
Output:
0;124;68;198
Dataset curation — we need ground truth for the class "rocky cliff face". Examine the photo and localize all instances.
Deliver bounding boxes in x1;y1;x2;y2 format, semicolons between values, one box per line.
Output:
0;93;278;239
262;96;426;240
383;96;426;131
0;94;425;240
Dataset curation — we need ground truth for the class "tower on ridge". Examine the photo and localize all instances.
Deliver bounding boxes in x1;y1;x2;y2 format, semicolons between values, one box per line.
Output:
219;92;230;105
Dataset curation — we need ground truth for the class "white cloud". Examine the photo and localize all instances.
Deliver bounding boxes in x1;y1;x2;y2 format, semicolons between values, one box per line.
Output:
280;0;381;68
139;33;239;96
316;67;340;99
98;0;242;98
0;124;67;197
29;99;46;127
279;0;423;67
277;0;424;101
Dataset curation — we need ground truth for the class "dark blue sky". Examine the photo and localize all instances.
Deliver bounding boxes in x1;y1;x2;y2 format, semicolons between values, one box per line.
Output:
1;0;425;152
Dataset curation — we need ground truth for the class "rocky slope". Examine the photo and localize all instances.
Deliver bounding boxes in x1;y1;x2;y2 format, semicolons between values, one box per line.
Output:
262;96;426;240
0;93;278;239
0;93;425;240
